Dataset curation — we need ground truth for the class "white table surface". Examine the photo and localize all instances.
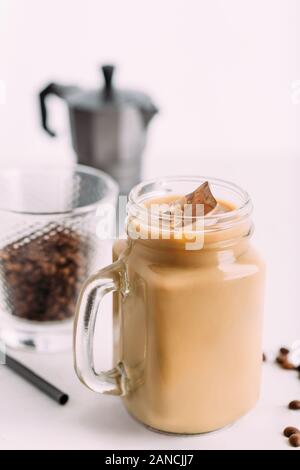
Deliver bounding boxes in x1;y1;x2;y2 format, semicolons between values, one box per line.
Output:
0;347;298;450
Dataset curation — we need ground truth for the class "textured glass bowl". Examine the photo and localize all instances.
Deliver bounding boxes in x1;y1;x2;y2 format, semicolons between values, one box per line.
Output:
0;165;118;352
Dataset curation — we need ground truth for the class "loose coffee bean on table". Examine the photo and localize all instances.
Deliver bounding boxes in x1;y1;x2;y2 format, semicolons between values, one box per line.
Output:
276;357;295;369
276;347;295;370
289;433;300;447
283;426;300;437
262;352;267;362
0;225;89;322
288;400;300;410
282;361;296;370
280;347;290;356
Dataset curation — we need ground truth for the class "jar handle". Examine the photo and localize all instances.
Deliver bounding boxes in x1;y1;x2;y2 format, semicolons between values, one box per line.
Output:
74;261;128;396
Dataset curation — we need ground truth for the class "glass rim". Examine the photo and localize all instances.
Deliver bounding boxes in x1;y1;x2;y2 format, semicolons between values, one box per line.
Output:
128;175;253;228
0;164;119;216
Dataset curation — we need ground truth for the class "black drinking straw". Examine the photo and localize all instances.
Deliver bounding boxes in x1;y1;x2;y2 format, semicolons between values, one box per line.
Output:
1;350;69;405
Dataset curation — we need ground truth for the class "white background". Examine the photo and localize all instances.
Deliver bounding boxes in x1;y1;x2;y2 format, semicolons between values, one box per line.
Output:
0;0;300;450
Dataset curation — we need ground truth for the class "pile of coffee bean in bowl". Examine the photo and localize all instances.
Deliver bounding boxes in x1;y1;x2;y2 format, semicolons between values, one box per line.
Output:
0;224;89;322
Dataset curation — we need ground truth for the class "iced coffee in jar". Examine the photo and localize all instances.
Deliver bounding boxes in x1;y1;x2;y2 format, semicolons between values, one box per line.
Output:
74;176;265;435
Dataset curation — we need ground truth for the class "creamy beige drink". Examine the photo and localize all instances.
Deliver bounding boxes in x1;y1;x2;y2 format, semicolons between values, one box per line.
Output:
74;177;265;435
112;179;265;434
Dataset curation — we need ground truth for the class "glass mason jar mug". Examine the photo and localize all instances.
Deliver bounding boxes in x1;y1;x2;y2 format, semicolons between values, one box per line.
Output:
74;176;265;434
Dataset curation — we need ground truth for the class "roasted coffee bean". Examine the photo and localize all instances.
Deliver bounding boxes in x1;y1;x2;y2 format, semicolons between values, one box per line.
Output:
288;400;300;410
0;225;89;322
281;361;295;370
280;347;289;355
262;353;267;362
276;353;295;370
289;433;300;447
283;426;300;437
